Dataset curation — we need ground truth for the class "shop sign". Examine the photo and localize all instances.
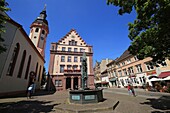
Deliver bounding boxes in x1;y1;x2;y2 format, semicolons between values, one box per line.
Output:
147;70;156;75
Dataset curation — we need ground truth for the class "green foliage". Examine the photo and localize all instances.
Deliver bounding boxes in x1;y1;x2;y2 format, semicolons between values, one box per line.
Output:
107;0;170;65
0;0;10;54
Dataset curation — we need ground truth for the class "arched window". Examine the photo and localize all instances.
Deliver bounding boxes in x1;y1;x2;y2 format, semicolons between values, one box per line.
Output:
42;30;45;34
18;50;26;78
38;66;42;81
25;55;31;79
35;28;39;32
7;43;20;76
35;62;39;81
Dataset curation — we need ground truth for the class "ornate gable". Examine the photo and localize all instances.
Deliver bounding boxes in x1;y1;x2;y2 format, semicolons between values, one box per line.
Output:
58;29;88;46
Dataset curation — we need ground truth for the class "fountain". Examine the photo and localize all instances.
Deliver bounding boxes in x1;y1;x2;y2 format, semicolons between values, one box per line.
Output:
69;52;103;104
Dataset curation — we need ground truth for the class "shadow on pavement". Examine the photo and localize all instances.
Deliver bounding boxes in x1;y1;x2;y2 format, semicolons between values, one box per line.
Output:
140;95;170;112
0;90;56;99
0;100;60;113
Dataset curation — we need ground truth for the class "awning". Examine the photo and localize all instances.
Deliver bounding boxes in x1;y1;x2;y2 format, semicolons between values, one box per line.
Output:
162;76;170;81
95;81;102;84
150;78;163;82
109;78;117;82
158;71;170;78
101;81;109;84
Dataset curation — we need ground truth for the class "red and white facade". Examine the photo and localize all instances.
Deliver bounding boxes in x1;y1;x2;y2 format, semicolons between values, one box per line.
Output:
48;29;94;91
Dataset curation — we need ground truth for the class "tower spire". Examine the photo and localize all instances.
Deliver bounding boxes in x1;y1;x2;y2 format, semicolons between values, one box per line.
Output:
29;6;49;58
43;4;47;11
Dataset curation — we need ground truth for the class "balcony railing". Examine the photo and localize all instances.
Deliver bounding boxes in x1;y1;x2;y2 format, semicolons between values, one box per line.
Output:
64;69;81;74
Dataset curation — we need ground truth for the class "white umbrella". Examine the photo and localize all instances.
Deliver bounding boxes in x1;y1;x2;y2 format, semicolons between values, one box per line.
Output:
162;76;170;81
150;77;163;82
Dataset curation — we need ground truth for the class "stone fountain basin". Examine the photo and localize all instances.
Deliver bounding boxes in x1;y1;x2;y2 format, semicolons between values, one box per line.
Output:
69;89;103;104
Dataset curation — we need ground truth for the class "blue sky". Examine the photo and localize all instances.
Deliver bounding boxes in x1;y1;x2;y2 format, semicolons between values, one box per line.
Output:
6;0;136;71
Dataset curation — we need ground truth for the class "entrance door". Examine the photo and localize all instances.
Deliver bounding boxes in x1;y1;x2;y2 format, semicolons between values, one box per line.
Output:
66;77;71;89
73;77;78;90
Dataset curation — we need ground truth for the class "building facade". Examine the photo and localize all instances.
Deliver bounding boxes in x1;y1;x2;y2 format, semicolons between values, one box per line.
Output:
93;59;112;87
0;7;48;96
48;29;94;91
110;50;170;88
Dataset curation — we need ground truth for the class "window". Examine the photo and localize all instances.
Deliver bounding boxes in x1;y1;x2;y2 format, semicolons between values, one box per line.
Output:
113;71;117;77
80;57;83;62
35;28;39;32
136;64;143;73
68;56;71;62
118;70;122;76
74;56;78;62
35;63;39;81
69;40;77;46
68;47;71;52
128;67;134;75
80;65;82;71
145;62;154;71
51;45;54;50
55;80;62;87
127;59;131;64
123;69;127;76
134;56;138;61
7;43;20;76
62;47;65;51
74;48;78;52
80;48;84;52
17;50;26;78
41;37;44;40
38;66;41;81
122;62;125;66
25;55;31;79
67;65;72;70
61;56;65;62
42;30;45;34
73;65;78;70
60;65;65;73
117;63;120;68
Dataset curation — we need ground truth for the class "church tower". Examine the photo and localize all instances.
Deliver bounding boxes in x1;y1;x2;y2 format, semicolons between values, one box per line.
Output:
29;5;49;58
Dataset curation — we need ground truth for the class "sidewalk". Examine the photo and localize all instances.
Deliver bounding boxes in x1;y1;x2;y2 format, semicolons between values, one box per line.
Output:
0;90;119;113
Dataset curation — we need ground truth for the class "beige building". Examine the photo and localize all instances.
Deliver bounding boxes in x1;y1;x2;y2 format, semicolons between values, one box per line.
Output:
93;59;112;87
48;29;94;91
0;7;48;96
112;50;170;88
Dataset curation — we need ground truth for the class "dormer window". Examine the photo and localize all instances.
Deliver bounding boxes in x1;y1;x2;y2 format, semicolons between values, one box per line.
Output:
69;40;77;46
35;28;39;32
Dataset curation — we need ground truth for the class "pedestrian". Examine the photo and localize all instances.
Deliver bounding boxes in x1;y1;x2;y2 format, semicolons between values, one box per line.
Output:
27;84;33;99
131;85;136;97
127;84;132;95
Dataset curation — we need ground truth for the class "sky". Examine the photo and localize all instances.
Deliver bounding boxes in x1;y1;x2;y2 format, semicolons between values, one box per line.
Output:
6;0;136;71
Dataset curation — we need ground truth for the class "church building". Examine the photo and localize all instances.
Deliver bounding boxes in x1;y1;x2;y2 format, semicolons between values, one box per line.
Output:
0;7;49;96
48;29;94;91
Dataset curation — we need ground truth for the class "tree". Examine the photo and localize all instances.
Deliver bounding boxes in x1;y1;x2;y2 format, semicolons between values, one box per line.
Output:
107;0;170;65
0;0;10;54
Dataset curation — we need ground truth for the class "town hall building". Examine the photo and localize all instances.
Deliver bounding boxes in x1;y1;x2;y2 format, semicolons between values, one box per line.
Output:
48;29;94;91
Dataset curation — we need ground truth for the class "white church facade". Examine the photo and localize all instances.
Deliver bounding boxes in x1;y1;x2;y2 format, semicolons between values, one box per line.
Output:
0;7;49;97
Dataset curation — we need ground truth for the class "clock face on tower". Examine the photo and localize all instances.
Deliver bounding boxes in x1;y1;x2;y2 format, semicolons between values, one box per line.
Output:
41;37;44;40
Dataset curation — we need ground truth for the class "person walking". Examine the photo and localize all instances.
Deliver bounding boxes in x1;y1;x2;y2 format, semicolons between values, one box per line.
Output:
127;84;132;95
131;85;136;97
27;84;33;99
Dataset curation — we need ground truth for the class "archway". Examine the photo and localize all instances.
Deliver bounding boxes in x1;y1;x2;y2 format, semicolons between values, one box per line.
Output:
73;77;78;90
66;77;71;89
